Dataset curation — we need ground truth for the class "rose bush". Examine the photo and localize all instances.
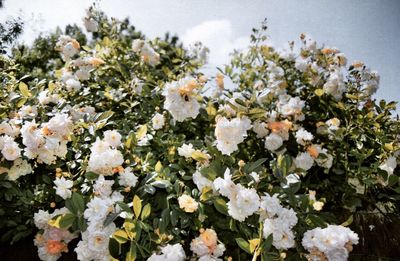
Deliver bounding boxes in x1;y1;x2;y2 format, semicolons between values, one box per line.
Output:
0;8;399;261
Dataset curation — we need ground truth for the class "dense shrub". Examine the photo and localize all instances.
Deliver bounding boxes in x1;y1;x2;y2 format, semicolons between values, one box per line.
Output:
0;8;398;261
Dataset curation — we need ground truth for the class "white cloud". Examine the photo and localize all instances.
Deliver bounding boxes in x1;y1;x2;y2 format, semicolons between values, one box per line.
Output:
183;20;249;66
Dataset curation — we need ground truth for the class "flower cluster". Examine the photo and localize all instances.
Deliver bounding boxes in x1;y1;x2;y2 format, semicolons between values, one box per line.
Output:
302;225;359;261
55;35;81;61
147;243;186;261
87;131;124;176
34;208;77;261
214;116;252;155
75;187;123;260
132;39;161;66
213;169;260;221
162;76;202;122
260;194;298;250
190;229;225;261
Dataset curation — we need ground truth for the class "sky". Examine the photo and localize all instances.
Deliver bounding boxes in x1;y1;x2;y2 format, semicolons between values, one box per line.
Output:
1;0;399;112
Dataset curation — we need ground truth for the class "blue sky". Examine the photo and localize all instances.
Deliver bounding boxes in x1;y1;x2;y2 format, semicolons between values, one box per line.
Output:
1;0;399;112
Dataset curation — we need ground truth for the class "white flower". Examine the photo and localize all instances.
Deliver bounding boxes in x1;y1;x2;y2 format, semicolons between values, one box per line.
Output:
379;156;397;175
295;128;314;146
249;172;260;183
152;113;165;130
214;116;252;155
83;17;99;32
132;40;160;66
147;243;186;261
87;137;124;176
315;146;334;169
285;173;300;186
213;168;236;199
34;210;51;230
119;167;138;187
132;39;144;52
19;105;38;119
84;197;113;223
65;78;81;92
193;171;213;192
86;224;116;253
302;225;359;259
93;175;114;198
75;240;94;261
295;57;309;72
0;122;13;136
263;219;296;250
313;201;324;211
260;194;283;217
262;203;298;250
43;113;73;139
38;90;59;105
37;245;62;261
190;238;210;256
90;138;109;154
178;194;199;213
295;152;314;171
252;121;269;138
278;96;305;120
178;143;195;158
7;158;32;181
130;77;144;95
228;185;260;221
75;68;91;81
326;118;340;132
162;77;201;122
62;42;79;59
265;133;283;152
323;70;346;100
54;177;73;199
103;130;122;148
190;229;224;259
1;137;21;161
140;42;160;66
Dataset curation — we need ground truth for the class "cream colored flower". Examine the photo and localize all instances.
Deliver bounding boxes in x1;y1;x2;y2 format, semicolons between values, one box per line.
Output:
178;194;198;213
313;201;324;211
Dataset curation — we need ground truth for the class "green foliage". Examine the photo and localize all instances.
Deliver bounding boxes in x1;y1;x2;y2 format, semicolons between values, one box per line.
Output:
0;8;398;261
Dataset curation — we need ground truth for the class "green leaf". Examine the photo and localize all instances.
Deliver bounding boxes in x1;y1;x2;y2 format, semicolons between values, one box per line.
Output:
117;202;133;214
125;132;136;149
16;98;27;107
133;195;142;219
95;111;114;122
19;82;31;97
126;241;137;261
235;238;251;254
136;124;147;140
140;203;151;220
72;192;85;214
104;212;120;227
59;213;76;229
260;234;273;253
85;171;98;180
213;197;228;215
170;209;178;226
244;158;267;173
154;161;162;173
113;229;129;244
109;237;121;258
340;215;354;227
